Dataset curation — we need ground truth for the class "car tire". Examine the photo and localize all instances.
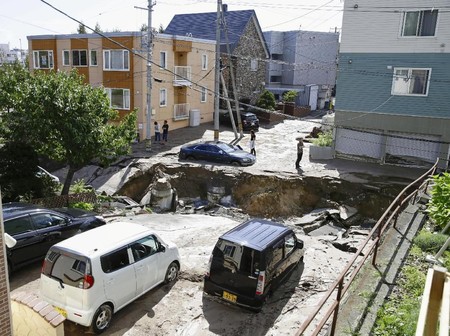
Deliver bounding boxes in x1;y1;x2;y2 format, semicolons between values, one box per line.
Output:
164;262;179;284
186;155;196;161
231;161;240;166
91;304;113;334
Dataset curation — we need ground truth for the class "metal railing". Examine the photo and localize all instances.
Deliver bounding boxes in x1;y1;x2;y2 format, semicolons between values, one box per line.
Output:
173;66;192;86
173;103;190;120
296;158;439;336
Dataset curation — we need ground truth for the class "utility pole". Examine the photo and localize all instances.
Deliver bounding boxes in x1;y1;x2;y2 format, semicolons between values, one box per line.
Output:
136;1;155;151
213;0;222;141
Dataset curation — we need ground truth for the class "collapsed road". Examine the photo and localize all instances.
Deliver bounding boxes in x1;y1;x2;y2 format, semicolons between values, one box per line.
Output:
10;117;428;335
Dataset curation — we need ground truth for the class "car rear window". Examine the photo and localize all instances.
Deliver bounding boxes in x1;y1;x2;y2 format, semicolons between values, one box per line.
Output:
213;239;261;275
42;249;90;288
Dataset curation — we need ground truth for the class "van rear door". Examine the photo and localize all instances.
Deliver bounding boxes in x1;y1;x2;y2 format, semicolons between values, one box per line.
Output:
40;249;92;316
209;239;261;299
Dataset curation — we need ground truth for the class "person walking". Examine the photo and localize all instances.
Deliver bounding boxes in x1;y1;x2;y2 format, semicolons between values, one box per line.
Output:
295;137;304;168
249;130;256;156
154;121;161;143
162;120;169;144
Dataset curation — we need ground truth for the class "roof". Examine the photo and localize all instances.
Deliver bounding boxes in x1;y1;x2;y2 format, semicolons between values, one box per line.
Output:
51;222;152;257
2;202;42;220
165;10;268;55
220;218;291;251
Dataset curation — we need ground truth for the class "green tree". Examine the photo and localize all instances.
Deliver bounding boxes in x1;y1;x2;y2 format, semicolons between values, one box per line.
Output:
94;23;102;33
77;22;87;34
428;172;450;230
0;62;31;113
1;69;137;195
256;89;276;110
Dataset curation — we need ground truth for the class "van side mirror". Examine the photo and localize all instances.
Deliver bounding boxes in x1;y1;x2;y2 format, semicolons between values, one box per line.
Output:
160;245;166;253
296;240;304;249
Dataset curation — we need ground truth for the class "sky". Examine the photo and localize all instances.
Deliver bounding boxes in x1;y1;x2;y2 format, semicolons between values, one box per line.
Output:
1;0;344;50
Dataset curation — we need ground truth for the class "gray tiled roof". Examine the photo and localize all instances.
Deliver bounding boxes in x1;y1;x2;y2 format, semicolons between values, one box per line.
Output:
165;10;256;52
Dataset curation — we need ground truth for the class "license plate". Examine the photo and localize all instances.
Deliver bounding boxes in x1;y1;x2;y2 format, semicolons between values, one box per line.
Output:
223;291;237;303
54;306;67;318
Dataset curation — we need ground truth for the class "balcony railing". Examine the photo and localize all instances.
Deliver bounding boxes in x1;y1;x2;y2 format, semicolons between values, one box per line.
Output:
173;66;192;86
173;103;190;120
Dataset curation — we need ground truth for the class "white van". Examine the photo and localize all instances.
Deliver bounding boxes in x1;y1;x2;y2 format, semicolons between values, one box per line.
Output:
40;222;180;334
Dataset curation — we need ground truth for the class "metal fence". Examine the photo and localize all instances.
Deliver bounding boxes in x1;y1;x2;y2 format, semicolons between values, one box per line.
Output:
296;158;439;336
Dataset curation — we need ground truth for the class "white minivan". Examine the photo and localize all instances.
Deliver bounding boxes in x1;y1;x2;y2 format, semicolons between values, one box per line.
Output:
40;222;180;334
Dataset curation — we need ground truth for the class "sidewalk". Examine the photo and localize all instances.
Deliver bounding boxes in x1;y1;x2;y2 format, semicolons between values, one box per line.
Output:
334;202;427;335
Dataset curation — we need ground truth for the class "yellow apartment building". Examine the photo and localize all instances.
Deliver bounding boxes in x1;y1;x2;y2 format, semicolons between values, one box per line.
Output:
27;32;216;141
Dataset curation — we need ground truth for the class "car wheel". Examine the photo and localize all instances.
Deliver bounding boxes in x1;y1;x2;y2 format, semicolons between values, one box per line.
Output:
186;155;196;161
91;304;113;334
231;161;241;166
164;262;179;284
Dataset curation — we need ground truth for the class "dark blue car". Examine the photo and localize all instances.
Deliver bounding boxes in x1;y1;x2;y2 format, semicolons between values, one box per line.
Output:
3;202;106;273
179;141;256;166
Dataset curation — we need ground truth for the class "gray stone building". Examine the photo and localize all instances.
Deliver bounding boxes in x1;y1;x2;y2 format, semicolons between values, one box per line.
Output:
165;7;269;105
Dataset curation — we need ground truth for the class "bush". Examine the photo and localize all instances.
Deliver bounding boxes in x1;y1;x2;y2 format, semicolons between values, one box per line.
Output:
70;179;92;194
70;202;94;211
256;90;276;111
428;172;450;230
312;130;333;147
414;229;449;254
282;90;297;103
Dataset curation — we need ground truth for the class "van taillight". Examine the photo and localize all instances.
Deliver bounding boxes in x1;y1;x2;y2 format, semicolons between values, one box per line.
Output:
205;255;213;277
255;271;265;295
41;259;46;274
83;274;94;289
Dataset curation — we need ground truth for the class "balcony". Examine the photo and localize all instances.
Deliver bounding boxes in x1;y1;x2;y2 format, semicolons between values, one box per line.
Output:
173;66;192;86
173;103;190;120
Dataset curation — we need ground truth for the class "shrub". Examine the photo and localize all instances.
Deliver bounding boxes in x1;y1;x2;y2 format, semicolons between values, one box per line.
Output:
70;202;94;211
428;172;450;230
414;229;449;254
282;90;297;103
312;130;333;147
256;90;276;111
70;179;92;194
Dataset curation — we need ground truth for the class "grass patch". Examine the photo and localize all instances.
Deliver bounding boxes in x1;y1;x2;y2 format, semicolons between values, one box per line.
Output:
414;229;449;254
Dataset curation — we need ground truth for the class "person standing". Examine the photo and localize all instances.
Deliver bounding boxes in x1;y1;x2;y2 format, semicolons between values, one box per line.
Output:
162;120;169;144
249;130;256;156
295;137;304;168
154;121;161;143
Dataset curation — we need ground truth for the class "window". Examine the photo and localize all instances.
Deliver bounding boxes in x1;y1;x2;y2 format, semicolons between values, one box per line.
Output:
250;59;258;71
103;50;129;70
392;68;431;96
33;50;54;69
131;235;158;261
284;235;296;256
402;10;438;37
159;88;167;106
268;243;284;268
201;86;207;102
4;217;34;235
105;88;130;109
160;51;167;69
201;54;208;70
90;50;98;66
72;50;88;66
101;247;130;273
62;50;70;66
31;213;66;229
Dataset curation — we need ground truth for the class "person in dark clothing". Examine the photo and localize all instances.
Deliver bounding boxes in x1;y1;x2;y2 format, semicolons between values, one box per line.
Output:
295;137;304;168
162;120;169;143
249;130;256;156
